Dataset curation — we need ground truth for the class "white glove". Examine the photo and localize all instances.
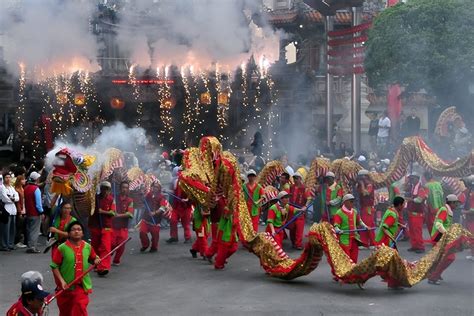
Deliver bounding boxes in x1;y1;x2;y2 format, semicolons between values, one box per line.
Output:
334;227;343;235
329;199;340;206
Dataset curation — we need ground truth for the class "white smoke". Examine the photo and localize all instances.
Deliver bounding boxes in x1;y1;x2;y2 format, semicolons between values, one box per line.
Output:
0;0;101;76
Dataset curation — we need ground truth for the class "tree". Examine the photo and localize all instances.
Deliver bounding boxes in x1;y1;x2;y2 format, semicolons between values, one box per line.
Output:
365;0;474;120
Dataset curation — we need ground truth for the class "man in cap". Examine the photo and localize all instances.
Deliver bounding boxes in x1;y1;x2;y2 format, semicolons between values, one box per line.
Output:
404;172;428;253
288;172;310;249
428;194;460;285
266;191;293;248
243;169;264;232
459;175;474;260
278;172;291;193
111;181;134;266
88;181;115;276
333;194;368;263
51;221;100;315
423;171;445;234
318;171;344;223
375;196;406;247
7;271;50;316
356;169;376;247
141;180;169;253
24;171;44;253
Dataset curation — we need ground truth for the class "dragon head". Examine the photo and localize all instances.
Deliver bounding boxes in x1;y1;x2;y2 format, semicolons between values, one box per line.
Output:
51;148;95;195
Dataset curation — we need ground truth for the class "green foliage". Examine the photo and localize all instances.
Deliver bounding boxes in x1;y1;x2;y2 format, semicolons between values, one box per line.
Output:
365;0;474;99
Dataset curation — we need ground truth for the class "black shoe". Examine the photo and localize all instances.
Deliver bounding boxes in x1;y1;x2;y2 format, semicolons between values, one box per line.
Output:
97;270;109;277
190;249;197;258
0;248;10;252
407;248;416;252
428;279;441;285
140;247;148;252
183;239;192;244
206;256;213;264
415;249;425;254
26;248;40;254
149;248;158;253
166;238;178;244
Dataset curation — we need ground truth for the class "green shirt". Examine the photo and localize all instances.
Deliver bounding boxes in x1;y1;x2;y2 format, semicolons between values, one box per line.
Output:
425;181;444;210
375;207;399;243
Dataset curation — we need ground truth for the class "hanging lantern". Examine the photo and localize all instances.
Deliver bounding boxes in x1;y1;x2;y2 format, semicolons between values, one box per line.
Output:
57;92;68;105
217;92;229;106
161;97;176;110
74;93;85;106
110;97;125;109
200;92;211;105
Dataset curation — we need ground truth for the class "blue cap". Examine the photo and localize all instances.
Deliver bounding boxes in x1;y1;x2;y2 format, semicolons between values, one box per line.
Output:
21;279;49;300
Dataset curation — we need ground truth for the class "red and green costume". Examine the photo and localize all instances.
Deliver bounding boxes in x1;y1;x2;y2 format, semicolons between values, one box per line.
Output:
375;207;400;246
51;214;77;258
333;206;365;263
357;182;375;246
112;194;134;264
406;180;428;251
140;192;167;251
244;182;264;232
424;180;444;234
51;240;98;316
288;183;309;248
266;202;292;248
191;204;210;256
214;198;239;269
429;205;455;281
320;182;343;223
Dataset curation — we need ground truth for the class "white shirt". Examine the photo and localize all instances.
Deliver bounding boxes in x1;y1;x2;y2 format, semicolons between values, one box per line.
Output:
0;184;19;215
377;117;391;138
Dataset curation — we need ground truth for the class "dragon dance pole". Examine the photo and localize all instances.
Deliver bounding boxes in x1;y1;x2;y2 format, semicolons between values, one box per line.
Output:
389;227;405;249
44;237;132;306
142;197;157;225
162;190;185;202
338;227;377;234
273;200;315;236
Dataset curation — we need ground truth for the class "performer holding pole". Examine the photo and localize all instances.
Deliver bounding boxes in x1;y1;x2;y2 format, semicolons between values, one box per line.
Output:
266;191;292;248
333;194;368;263
319;172;343;223
243;170;264;232
50;221;100;316
356;169;376;248
111;181;134;265
375;196;406;248
428;194;460;285
140;180;168;253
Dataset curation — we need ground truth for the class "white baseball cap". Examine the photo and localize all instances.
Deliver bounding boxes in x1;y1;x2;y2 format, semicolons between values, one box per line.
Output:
277;191;290;200
358;169;369;176
29;172;41;181
325;171;335;178
100;181;112;188
247;169;257;177
446;194;459;202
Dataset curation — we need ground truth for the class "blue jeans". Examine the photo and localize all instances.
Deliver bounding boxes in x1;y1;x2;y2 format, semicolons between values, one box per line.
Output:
0;215;16;249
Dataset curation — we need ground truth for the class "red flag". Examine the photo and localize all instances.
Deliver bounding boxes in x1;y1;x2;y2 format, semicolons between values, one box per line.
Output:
387;84;403;125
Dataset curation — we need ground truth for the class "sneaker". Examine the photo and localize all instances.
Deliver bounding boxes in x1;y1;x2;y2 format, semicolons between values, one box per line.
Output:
369;246;375;250
189;249;197;258
388;286;405;290
140;247;148;252
183;239;192;244
97;270;109;277
206;256;213;264
466;255;473;260
414;249;425;254
166;237;178;244
112;262;121;266
15;242;27;249
149;248;158;253
0;248;11;252
26;248;40;254
407;248;416;252
428;279;441;285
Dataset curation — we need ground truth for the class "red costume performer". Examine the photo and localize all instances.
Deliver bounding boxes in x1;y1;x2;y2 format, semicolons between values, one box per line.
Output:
112;183;134;265
88;182;115;275
243;170;264;232
168;178;192;243
356;170;375;247
140;184;168;252
190;204;209;258
405;174;428;253
459;180;474;259
266;192;293;248
288;173;309;249
205;196;224;261
214;196;239;269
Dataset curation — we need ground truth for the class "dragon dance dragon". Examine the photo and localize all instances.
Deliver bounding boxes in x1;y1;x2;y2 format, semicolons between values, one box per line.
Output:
178;136;473;285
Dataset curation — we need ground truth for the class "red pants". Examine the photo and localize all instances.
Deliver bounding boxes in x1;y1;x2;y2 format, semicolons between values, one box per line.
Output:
408;213;425;250
251;215;260;233
139;221;160;250
112;228;129;264
205;223;219;258
89;227;112;272
57;286;89;316
215;236;238;269
288;216;305;248
191;225;208;256
341;241;359;263
425;208;437;235
170;207;192;240
266;226;284;248
429;253;456;281
360;210;375;247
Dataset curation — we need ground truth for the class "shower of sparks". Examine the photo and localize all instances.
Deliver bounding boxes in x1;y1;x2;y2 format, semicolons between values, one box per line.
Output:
159;65;174;146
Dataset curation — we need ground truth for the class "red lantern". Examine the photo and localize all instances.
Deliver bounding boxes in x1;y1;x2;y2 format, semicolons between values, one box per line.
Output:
200;92;211;105
217;92;229;106
110;97;125;109
74;93;85;106
161;97;176;110
57;92;68;105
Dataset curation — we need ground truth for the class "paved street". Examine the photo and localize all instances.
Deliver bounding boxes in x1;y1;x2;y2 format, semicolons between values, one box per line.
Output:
1;227;473;316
